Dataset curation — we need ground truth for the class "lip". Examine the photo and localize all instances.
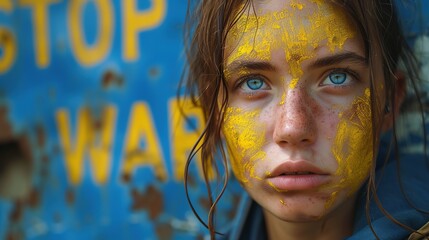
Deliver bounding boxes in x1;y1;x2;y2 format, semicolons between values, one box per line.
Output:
267;161;330;191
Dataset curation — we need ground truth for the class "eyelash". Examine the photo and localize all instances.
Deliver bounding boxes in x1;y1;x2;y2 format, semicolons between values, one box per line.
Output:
235;75;270;89
320;68;360;87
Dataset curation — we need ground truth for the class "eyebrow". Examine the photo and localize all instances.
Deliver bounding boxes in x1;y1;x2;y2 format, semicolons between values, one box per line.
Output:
225;60;277;75
310;52;368;68
225;52;367;75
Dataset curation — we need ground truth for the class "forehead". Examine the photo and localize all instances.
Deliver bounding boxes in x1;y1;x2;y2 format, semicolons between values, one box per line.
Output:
225;0;358;65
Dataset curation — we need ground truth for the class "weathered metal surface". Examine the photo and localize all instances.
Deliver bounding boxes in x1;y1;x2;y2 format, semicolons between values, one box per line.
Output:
0;0;243;239
0;0;428;239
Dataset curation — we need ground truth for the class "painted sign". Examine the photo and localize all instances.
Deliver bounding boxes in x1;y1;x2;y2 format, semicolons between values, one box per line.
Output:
0;0;243;239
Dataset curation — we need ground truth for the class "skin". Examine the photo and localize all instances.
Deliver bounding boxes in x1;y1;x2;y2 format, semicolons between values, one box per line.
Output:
222;0;389;239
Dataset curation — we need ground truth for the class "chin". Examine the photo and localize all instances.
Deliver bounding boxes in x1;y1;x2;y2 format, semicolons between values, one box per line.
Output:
271;204;328;222
271;206;327;222
266;190;357;225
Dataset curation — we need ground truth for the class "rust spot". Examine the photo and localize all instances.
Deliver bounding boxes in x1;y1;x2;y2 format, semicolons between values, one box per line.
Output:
131;186;164;220
6;231;23;240
35;125;46;148
196;234;205;240
155;223;173;240
148;67;161;79
121;173;131;183
26;188;40;208
226;193;242;220
9;201;23;222
0;106;13;142
0;29;11;44
187;173;197;188
66;189;75;205
198;197;211;211
93;119;103;131
101;70;123;88
18;135;32;163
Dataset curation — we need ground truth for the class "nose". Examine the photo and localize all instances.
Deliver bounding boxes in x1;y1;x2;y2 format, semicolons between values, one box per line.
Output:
273;89;317;146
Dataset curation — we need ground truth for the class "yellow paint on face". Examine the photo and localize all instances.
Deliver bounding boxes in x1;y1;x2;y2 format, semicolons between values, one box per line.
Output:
326;89;373;208
290;0;305;10
223;107;266;184
310;0;325;6
227;1;355;91
279;92;286;105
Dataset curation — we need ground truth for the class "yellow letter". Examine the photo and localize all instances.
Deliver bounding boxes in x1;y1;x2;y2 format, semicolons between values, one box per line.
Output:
69;0;114;66
122;102;167;181
56;106;116;185
56;108;89;185
0;28;16;73
169;98;213;181
123;0;166;61
0;0;13;12
19;0;58;68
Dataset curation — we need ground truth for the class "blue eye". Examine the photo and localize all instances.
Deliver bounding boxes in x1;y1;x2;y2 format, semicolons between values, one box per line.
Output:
329;72;347;84
320;70;355;87
236;75;271;96
246;78;264;90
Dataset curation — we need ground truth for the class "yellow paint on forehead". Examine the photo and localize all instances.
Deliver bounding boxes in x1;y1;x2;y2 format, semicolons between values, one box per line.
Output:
310;0;325;6
223;107;266;184
290;0;305;10
227;1;355;89
326;89;373;209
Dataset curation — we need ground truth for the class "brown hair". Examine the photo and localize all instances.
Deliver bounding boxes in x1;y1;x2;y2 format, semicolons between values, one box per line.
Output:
181;0;427;238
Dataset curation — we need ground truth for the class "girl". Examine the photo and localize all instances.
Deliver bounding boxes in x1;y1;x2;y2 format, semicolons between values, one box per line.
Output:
182;0;429;239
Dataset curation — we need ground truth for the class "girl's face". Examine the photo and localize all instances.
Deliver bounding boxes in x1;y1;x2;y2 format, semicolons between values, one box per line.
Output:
222;0;385;221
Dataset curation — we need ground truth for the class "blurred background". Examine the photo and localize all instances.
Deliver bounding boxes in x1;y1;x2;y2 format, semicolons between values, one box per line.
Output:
0;0;428;239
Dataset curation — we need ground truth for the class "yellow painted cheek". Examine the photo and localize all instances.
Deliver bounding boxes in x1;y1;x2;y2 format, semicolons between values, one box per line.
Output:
279;92;286;105
327;89;373;208
223;107;266;184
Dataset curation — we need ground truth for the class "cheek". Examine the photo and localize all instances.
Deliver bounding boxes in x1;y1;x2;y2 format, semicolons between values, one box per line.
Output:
331;89;373;193
222;107;266;183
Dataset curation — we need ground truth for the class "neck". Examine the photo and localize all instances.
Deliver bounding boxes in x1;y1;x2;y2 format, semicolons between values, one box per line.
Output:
263;197;356;240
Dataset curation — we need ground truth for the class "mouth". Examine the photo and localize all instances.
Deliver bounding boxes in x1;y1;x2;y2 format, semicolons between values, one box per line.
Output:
270;161;328;177
267;161;330;191
280;172;316;175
